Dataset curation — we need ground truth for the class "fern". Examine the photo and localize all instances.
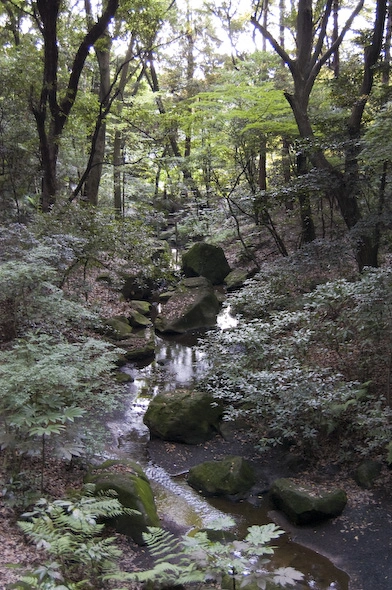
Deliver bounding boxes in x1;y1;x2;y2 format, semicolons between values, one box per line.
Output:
109;522;304;589
17;485;132;588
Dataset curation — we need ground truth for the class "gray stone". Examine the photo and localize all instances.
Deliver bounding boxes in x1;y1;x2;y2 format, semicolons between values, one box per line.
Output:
86;459;160;545
270;478;347;525
143;388;223;444
182;242;231;285
188;456;256;496
154;279;220;333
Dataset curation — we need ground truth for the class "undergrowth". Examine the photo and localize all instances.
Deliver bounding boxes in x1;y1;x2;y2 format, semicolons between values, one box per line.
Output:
199;250;392;463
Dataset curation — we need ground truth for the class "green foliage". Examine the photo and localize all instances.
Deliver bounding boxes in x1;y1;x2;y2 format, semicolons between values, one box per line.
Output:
0;224;96;338
0;332;121;475
31;203;173;296
199;251;392;462
109;519;303;589
13;485;133;589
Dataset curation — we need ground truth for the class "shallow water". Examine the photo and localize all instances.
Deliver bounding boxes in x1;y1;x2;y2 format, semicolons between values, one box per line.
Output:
106;313;349;590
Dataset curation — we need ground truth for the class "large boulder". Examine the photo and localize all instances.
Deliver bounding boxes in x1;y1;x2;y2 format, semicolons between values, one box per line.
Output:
86;460;160;545
182;243;231;285
143;388;224;444
270;478;347;525
154;277;220;334
188;456;256;497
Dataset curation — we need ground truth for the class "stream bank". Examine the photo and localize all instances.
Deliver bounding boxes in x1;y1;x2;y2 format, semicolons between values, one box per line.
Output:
147;432;392;590
105;277;392;590
106;325;392;590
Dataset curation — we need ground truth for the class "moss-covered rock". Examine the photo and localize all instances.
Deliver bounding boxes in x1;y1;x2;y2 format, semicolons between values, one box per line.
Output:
113;370;134;384
224;268;249;291
270;478;347;525
154;277;220;334
182;242;231;285
105;317;133;340
120;328;156;361
143;388;224;444
353;460;382;489
128;308;152;328
86;459;159;545
188;456;256;496
130;300;152;316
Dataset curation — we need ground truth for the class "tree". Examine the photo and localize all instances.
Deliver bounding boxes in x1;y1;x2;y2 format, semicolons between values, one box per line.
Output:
30;0;119;211
252;0;387;269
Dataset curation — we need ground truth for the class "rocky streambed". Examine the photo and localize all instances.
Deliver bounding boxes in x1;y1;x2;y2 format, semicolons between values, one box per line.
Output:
103;328;380;590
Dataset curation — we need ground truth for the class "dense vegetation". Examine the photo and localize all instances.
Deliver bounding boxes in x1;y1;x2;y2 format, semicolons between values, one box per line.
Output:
1;0;392;587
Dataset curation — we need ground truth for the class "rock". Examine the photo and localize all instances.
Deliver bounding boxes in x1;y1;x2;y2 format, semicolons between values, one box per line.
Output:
128;309;152;329
105;317;133;340
154;277;220;334
224;268;249;291
353;460;382;489
182;242;231;285
114;370;134;384
143;388;224;444
188;456;256;496
86;459;160;545
121;328;156;361
130;300;152;316
270;478;347;525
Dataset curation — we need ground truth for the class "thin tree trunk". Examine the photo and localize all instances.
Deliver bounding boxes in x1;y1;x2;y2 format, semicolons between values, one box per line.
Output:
383;0;391;84
83;32;111;205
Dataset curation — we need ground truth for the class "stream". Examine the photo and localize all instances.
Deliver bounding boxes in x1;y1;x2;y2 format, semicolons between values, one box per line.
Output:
105;309;350;590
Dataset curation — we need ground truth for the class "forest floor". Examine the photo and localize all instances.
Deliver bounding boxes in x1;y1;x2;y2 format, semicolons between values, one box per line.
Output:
2;430;391;590
1;246;392;589
147;430;392;590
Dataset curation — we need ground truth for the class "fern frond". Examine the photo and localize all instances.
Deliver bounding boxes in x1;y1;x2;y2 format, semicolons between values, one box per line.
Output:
143;527;183;562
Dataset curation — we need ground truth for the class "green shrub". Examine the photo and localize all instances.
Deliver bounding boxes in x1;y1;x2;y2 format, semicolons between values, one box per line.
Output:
109;520;304;589
0;332;121;485
12;485;134;589
200;261;392;462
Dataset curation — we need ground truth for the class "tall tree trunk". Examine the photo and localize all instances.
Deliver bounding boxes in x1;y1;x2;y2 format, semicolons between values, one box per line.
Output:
252;0;386;269
83;0;112;206
296;152;316;243
332;0;340;77
113;129;123;216
383;0;392;84
30;0;119;211
258;136;267;191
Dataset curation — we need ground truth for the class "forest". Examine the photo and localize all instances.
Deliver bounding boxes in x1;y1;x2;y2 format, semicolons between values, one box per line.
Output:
1;0;392;588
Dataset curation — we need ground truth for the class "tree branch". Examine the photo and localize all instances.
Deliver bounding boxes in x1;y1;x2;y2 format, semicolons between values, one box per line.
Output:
251;16;295;73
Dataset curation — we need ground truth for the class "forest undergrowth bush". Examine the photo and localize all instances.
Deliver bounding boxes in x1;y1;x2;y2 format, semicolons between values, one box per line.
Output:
199;246;392;464
109;520;304;590
0;223;124;501
11;484;133;590
30;202;174;300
